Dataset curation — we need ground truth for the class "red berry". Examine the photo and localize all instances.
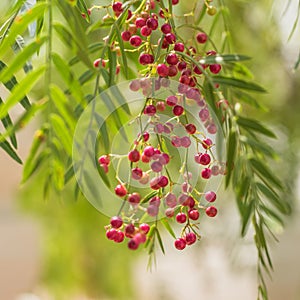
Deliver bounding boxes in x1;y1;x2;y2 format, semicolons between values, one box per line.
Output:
165;208;175;217
201;168;212;179
143;146;155;157
172;0;179;4
151;161;163;172
128;239;139;250
188;209;200;220
174;42;184;52
128;192;141;204
134;233;147;244
139;223;150;234
185;232;196;245
125;223;135;237
142;131;150;142
157;63;169;77
158;175;168;188
156;101;166;111
196;32;208;43
100;163;108;173
135;17;146;28
128;149;140;162
176;212;187;223
185;124;196;134
166;53;179;65
98;155;110;165
121;30;131;41
206;206;218;217
131;167;143;180
129;35;142;47
171;136;181;147
106;228;118;240
110;216;123;229
173;105;184;116
114;231;125;243
166;95;178;106
93;58;105;68
146;18;158;30
177;61;187;71
144;104;156;116
165;32;176;44
158;153;170;165
127;9;132;20
174;238;186;250
139;53;154;65
165;192;177;208
205;191;216;202
209;64;222;74
199;153;211;165
161;23;172;34
112;2;123;13
168;65;178;77
141;25;152;36
147;204;159;216
180;136;191;148
179;75;190;85
115;184;127;197
202;138;213;149
129;79;140;91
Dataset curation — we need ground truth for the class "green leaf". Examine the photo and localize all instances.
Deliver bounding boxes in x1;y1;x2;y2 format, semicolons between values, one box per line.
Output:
115;24;129;79
0;36;47;83
225;129;237;187
240;136;277;158
52;158;65;191
154;227;165;254
50;113;73;156
12;35;33;73
0;3;48;58
94;113;110;154
108;48;117;86
161;218;176;239
0;66;45;119
237;116;276;138
76;0;90;22
250;158;283;189
0;138;22;164
259;204;284;226
241;200;254;236
78;69;96;86
212;76;267;93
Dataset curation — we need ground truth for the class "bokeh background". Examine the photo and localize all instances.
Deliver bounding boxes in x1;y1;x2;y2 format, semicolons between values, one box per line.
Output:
1;0;300;299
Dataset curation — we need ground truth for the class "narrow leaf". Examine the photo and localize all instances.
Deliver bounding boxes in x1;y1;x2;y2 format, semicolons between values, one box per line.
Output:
0;138;22;164
161;218;176;239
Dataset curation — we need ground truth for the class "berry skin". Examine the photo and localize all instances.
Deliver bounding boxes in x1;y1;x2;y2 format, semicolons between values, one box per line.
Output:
143;146;155;157
171;136;182;147
142;131;150;142
188;209;200;220
209;64;222;74
93;58;106;68
179;74;190;85
129;35;142;47
139;53;154;65
177;61;187;71
100;163;108;173
161;23;172;34
114;231;125;243
202;138;213;149
174;238;186;250
151;161;163;173
174;42;184;52
206;206;218;217
166;95;178;106
139;223;150;234
106;228;118;240
121;30;131;41
168;65;178;77
211;165;220;176
201;168;212;179
205;191;216;202
128;149;140;162
135;17;146;28
158;175;168;188
134;233;147;244
157;63;169;77
139;172;150;184
176;212;187;223
112;2;123;13
199;153;211;165
185;232;197;245
131;167;143;180
115;184;127;197
172;0;179;4
181;136;191;148
173;105;184;116
147;204;159;216
156;101;166;111
166;53;179;65
165;33;176;44
128;239;139;250
165;208;175;218
144;104;156;116
146;18;158;30
110;216;123;229
125;223;135;237
159;153;170;165
199;108;210;122
141;25;152;36
165;192;177;208
128;192;141;204
98;155;110;165
196;32;208;44
185;123;196;134
129;79;140;91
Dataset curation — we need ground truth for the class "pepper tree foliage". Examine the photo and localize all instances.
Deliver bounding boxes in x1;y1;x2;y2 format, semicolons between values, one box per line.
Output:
0;0;293;299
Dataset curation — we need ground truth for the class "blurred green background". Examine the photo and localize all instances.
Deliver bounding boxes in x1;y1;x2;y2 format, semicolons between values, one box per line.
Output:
0;0;300;299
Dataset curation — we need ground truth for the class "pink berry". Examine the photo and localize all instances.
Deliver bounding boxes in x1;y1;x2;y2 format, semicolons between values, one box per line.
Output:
114;231;125;243
201;168;212;179
165;32;176;44
139;172;150;184
185;232;197;245
158;153;170;165
147;204;159;216
110;216;123;229
180;136;191;148
129;35;142;47
207;123;217;134
205;191;216;202
171;136;181;147
100;163;108;173
134;233;147;244
135;17;146;28
188;209;199;220
142;132;150;142
93;58;105;68
172;0;179;4
106;228;118;240
165;192;177;208
139;223;150;234
176;212;187;223
128;149;140;162
149;196;161;206
196;32;208;43
146;18;158;30
168;65;178;77
112;2;123;13
150;177;160;190
206;206;218;217
178;194;188;205
211;165;220;176
173;105;184;116
209;64;222;74
125;223;135;237
177;61;187;71
165;208;175;217
141;25;152;36
98;155;110;165
199;153;211;165
199;108;210;122
166;53;179;65
156;101;166;111
158;175;169;188
174;238;186;250
143;146;155;157
185;124;196;134
151;161;163;172
128;192;141;204
128;239;139;250
129;79;140;91
194;153;201;164
166;95;178;106
115;184;127;197
154;123;164;134
161;23;171;34
202;138;213;149
142;153;150;163
131;167;143;180
144;104;156;116
157;63;169;77
121;30;131;41
174;43;184;52
139;53;154;65
182;182;192;193
179;74;190;85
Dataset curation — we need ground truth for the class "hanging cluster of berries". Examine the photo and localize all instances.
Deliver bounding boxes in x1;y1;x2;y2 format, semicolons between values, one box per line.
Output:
91;0;225;252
